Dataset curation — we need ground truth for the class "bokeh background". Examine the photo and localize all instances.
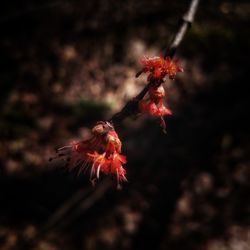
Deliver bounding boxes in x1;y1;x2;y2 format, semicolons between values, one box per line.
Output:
0;0;250;249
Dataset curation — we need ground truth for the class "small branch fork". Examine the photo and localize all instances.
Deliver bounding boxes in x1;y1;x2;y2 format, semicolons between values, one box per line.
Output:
110;0;200;127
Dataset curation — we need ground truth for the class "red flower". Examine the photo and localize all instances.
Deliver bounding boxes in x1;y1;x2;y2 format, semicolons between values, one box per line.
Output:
148;84;165;102
138;55;183;81
139;99;172;117
140;56;165;81
105;130;122;154
164;57;184;79
139;86;172;117
87;151;127;188
139;85;172;132
51;121;127;187
108;152;127;188
87;151;108;180
141;56;164;73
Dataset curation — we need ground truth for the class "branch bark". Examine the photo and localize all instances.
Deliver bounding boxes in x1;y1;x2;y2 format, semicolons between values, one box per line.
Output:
110;0;200;126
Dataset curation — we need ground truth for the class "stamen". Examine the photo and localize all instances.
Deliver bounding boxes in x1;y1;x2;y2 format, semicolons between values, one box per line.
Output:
96;165;101;179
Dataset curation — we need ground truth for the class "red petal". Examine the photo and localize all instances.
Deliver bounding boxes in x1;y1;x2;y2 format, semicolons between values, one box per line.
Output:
148;102;158;115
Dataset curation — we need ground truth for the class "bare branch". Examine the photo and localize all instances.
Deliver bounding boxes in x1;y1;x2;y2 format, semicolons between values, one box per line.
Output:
165;0;200;58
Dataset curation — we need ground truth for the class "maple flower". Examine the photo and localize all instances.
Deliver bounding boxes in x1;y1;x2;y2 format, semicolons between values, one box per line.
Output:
164;57;184;79
50;121;127;187
139;85;172;132
139;56;165;81
87;151;108;180
109;153;127;188
138;55;183;81
141;56;164;73
87;151;127;188
105;130;122;154
139;98;172;117
139;85;172;116
87;128;127;187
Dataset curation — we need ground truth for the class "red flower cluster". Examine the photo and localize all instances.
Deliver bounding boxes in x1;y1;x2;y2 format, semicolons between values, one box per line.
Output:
54;122;127;188
51;54;184;187
139;55;183;81
136;55;183;131
139;85;172;132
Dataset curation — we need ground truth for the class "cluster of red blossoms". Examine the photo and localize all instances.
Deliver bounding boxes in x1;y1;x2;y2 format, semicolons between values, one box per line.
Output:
137;55;183;131
54;122;127;188
51;55;183;187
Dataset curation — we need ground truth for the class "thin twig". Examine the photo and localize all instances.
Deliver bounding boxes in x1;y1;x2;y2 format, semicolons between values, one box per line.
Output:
165;0;200;58
111;0;200;126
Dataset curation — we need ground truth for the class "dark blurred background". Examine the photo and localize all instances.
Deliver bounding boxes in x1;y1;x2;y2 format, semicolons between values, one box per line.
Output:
0;0;250;249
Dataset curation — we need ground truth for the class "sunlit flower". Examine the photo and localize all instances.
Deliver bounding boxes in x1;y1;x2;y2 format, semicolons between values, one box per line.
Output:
105;130;122;154
141;56;165;73
139;85;172;132
138;55;183;81
109;152;127;186
50;121;127;187
148;84;165;102
139;99;172;117
164;57;184;79
87;151;127;188
139;86;172;116
87;151;108;180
